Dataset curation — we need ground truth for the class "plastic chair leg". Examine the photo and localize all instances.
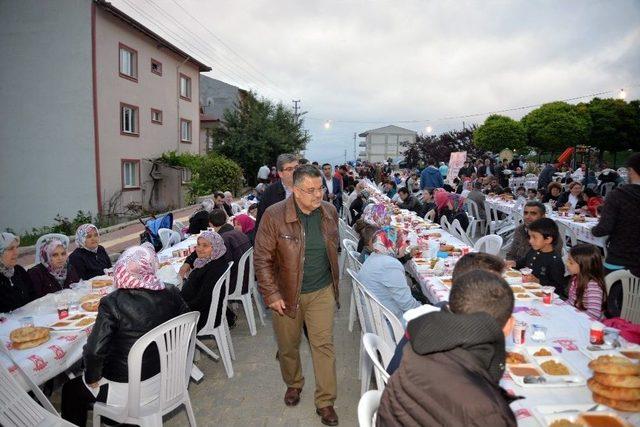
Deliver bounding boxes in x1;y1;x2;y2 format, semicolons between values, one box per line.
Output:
348;288;356;333
184;397;197;427
242;294;257;336
224;320;236;361
252;284;266;326
214;329;234;378
196;339;220;361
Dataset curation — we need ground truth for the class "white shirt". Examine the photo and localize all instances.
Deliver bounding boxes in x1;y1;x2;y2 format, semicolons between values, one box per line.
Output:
568;193;579;209
257;165;270;180
325;176;334;194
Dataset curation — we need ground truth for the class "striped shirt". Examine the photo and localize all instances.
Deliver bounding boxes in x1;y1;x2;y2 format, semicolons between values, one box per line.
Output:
567;277;604;319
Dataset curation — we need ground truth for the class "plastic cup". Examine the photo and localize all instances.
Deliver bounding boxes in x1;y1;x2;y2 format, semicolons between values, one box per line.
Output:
19;316;34;328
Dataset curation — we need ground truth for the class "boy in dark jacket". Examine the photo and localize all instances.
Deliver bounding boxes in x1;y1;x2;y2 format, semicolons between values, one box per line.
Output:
377;270;517;427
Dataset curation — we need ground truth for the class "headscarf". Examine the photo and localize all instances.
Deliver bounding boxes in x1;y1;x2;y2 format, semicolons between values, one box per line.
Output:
362;203;392;227
434;190;466;214
0;232;19;278
40;238;69;285
113;245;165;290
75;224;99;253
193;231;227;269
234;214;255;234
371;228;407;258
201;198;215;213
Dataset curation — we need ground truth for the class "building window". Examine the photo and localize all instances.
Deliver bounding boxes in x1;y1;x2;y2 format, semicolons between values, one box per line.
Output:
122;160;140;189
180;119;192;142
120;103;139;136
118;43;137;81
179;74;191;100
151;58;162;76
181;168;191;183
151;108;163;124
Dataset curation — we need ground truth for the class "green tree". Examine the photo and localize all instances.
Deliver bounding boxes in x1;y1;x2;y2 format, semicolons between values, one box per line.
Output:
521;101;592;152
473;114;526;153
587;97;640;154
214;91;309;185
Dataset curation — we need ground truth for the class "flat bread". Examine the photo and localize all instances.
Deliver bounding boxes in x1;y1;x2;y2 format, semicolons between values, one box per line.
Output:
12;334;50;350
80;294;101;303
589;355;640;375
592;392;640;412
10;326;49;343
593;372;640;389
91;278;113;288
588;378;640;401
81;300;100;312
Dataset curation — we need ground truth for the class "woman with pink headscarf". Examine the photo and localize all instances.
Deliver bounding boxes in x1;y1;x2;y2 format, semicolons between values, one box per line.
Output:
433;190;469;231
60;245;189;426
28;238;80;298
180;230;230;331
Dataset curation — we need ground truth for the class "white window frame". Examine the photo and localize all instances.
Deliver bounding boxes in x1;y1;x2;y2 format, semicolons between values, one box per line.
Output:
121;104;138;134
122;161;139;188
180;119;192;142
151;109;162;124
179;74;191;100
118;44;137;80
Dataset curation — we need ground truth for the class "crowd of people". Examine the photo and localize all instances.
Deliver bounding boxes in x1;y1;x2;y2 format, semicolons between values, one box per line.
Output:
1;150;639;426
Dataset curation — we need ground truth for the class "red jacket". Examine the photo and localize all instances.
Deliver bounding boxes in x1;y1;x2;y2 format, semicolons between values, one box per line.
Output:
587;195;604;217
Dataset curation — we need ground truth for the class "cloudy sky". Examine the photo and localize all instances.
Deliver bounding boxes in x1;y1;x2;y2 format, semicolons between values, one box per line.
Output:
113;0;640;165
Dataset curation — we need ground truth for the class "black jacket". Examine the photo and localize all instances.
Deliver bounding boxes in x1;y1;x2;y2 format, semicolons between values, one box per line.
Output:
255;181;286;232
188;210;210;235
397;195;420;213
68;246;112;280
28;263;81;299
537;164;556;190
83;286;189;383
553;192;586;211
180;256;230;331
0;266;35;313
516;249;568;298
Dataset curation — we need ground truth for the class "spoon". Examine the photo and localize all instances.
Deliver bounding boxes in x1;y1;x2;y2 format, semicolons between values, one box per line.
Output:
523;375;583;385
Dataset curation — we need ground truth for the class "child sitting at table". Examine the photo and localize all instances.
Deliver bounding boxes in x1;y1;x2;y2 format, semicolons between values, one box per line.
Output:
565;244;607;319
515;218;568;298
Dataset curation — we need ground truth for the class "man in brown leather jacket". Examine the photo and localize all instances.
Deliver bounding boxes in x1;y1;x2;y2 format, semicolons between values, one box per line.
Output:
254;164;341;426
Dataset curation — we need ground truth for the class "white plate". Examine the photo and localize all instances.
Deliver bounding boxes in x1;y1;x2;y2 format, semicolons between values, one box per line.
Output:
533;404;602;427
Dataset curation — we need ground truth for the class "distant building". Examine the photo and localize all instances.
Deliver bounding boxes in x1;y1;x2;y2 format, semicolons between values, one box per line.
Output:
0;0;211;232
199;75;247;153
358;125;417;163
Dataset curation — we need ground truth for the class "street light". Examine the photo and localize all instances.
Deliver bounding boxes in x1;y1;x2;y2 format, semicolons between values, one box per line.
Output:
618;88;626;100
425;125;433;134
324;120;332;129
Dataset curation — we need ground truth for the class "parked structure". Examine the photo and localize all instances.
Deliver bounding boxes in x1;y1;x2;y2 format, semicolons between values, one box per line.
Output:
0;0;211;232
358;125;417;163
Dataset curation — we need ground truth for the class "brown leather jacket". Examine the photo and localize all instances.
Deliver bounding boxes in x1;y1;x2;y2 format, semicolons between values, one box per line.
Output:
254;195;340;318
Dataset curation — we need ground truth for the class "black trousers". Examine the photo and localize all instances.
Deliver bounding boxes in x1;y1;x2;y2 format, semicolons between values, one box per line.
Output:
61;377;108;427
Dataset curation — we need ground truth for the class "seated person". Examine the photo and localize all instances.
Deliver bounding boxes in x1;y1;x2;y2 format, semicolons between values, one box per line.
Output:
417;188;436;218
356;229;420;322
382;180;397;199
513;166;524;178
233;203;257;235
349;190;369;225
28;238;80;298
514;218;568;297
188;198;214;234
68;224;112;280
515;186;526;199
565;244;607;319
377;270;517;426
356;223;379;263
434;190;469;230
215;191;233;217
395;187;420;213
542;181;563;204
506;201;562;262
466;181;486;220
554;181;586;211
0;233;35;313
526;188;538;200
60;245;189;426
580;188;603;217
180;231;230;331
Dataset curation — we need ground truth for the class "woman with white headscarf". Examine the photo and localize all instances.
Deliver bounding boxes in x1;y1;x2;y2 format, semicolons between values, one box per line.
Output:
0;232;36;312
180;230;229;331
61;245;189;426
68;224;112;280
28;238;81;298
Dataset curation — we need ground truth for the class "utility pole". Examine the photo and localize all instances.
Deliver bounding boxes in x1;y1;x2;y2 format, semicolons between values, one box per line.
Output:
344;149;347;164
292;99;301;123
353;132;357;163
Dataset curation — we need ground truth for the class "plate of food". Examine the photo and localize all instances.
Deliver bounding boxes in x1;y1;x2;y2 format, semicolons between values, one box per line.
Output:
587;355;640;412
505;349;530;365
80;294;101;312
510;286;526;293
10;326;50;350
439;276;453;287
533;405;629;427
514;292;535;301
523;282;542;289
90;275;113;289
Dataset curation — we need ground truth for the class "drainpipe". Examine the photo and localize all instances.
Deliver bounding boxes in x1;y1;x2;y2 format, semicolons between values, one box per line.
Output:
176;56;190;151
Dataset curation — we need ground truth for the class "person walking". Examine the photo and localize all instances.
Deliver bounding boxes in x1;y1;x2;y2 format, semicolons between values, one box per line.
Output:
420;158;444;190
255;153;299;232
254;164;340;426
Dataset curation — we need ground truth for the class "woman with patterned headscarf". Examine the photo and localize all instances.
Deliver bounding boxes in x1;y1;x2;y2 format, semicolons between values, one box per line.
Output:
0;233;36;312
180;230;230;331
434;190;469;230
28;238;80;298
356;229;420;323
69;224;112;280
60;245;189;426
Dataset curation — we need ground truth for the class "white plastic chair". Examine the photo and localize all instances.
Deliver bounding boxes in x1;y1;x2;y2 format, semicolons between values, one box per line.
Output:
362;333;392;391
473;234;503;255
347;268;376;395
465;199;486;238
605;270;640;324
439;215;451;233
196;262;236;378
358;390;383;427
341;238;358;279
227;249;262;336
600;182;615;198
344;239;360;333
173;220;187;238
450;219;474;246
93;311;200;427
231;203;242;215
424;209;435;222
158;228;181;251
34;233;70;264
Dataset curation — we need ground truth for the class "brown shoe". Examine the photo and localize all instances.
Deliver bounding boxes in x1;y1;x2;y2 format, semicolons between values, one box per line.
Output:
284;387;302;406
316;406;339;426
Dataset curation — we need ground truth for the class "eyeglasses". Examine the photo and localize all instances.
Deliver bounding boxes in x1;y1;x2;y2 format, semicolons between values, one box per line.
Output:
282;167;297;172
296;186;326;196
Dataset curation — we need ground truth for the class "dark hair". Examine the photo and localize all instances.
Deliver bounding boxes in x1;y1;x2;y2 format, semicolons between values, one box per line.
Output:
568;244;607;312
473;181;482;190
449;270;514;327
452;253;505;282
248;203;258;212
353;219;366;235
516;186;526;193
524;200;546;215
208;208;227;227
584;188;598;198
322;163;331;168
214;191;224;199
547;182;563;193
627;152;640;176
360;224;380;248
347;185;355;193
427;158;435;166
397;187;409;195
293;164;322;186
527;218;559;244
298;158;309;165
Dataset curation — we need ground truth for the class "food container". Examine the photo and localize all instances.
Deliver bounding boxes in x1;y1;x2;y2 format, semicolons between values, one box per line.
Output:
590;322;605;345
513;320;527;345
530;325;547;343
541;286;555;305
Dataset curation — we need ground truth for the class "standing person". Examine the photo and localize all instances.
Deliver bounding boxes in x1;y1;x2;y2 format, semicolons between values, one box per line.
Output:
257;164;271;184
269;166;279;184
438;161;449;179
538;163;557;190
68;224;112;280
322;163;343;214
254;165;340;426
255;153;299;232
592;152;640;317
420;158;444;190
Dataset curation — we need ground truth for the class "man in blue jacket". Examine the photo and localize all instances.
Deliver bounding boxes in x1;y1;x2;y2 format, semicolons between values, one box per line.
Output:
420;158;444;189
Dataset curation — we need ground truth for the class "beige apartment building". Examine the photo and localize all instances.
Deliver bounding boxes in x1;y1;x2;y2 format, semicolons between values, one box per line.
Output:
0;0;210;232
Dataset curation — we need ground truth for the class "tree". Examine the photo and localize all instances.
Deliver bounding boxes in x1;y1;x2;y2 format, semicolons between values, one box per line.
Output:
214;91;309;185
587;97;640;154
473;114;526;153
402;125;485;167
521;101;591;153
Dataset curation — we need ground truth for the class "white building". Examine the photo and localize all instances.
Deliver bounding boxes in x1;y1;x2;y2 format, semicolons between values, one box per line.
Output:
358;125;417;163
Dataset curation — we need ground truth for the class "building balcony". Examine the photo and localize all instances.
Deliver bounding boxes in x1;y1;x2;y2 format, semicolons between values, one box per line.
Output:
358;141;367;147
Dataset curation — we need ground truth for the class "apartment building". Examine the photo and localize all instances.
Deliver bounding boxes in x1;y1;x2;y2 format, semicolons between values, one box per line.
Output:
0;0;210;232
358;125;417;163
